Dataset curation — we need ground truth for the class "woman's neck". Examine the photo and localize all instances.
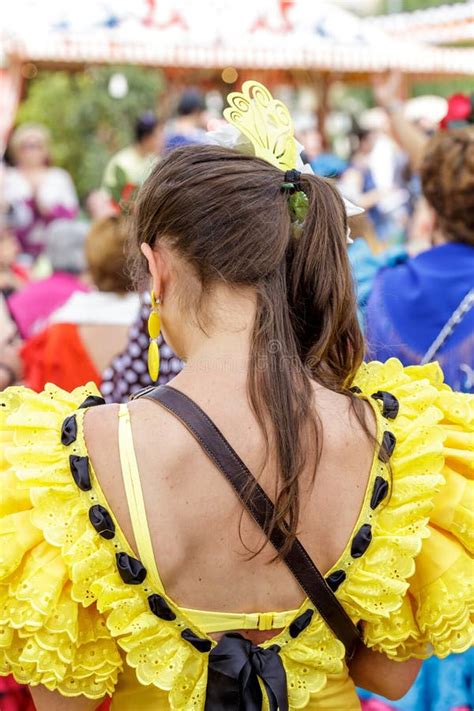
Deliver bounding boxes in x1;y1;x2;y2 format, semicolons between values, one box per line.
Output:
18;164;46;173
172;286;256;386
430;229;448;247
184;338;251;379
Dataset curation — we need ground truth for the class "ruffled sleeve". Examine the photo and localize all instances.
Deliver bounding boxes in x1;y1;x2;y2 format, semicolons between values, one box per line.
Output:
0;384;214;709
347;359;473;661
0;384;123;699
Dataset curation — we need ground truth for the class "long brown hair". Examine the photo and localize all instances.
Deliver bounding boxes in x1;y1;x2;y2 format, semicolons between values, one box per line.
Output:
132;144;366;557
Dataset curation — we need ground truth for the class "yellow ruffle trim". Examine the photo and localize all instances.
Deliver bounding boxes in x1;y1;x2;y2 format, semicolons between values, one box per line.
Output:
0;384;212;707
349;359;474;660
260;611;345;710
0;384;122;698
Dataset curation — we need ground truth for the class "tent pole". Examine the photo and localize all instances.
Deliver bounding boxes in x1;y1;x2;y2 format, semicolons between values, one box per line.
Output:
317;72;331;151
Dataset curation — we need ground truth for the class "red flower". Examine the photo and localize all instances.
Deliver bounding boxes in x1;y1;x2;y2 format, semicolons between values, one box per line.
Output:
440;93;472;129
121;182;137;203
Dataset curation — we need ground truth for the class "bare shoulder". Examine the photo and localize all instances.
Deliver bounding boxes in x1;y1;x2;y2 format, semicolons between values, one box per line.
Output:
83;404;121;494
312;383;376;449
83;398;196;478
83;402;120;452
126;397;201;470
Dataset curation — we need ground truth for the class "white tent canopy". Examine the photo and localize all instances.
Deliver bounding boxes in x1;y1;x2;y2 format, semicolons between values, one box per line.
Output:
367;1;474;46
2;0;473;154
2;0;474;74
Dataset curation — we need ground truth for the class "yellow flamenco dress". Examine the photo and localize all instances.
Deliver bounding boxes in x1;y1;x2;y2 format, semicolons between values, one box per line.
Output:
0;358;472;710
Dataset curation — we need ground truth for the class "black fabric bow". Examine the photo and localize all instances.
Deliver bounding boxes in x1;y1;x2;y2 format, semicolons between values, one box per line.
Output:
204;633;288;711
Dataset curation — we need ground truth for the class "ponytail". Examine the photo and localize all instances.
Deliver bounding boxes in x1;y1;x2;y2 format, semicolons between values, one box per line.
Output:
288;174;364;386
246;173;365;557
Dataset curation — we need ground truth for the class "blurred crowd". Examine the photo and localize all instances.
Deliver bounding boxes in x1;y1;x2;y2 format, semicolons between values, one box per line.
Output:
1;75;473;406
0;73;473;711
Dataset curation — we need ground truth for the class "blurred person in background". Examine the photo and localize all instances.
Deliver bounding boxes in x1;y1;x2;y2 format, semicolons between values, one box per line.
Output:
163;88;208;151
373;72;436;176
0;288;22;391
365;122;474;394
0;221;23;391
21;215;139;392
0;267;22;393
102;112;162;195
7;219;90;339
340;129;392;240
2;123;78;258
84;188;116;221
296;117;347;179
348;213;408;329
373;73;450;255
359;97;474;711
0;225;28;298
0;338;21;391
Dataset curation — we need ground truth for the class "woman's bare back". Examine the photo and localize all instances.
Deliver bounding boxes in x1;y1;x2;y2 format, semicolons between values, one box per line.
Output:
84;376;376;641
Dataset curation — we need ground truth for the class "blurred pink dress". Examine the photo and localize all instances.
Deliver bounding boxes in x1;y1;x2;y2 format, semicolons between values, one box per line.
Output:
8;272;89;338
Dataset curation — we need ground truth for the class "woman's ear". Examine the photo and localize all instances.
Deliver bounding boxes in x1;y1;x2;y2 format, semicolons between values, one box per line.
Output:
140;243;169;301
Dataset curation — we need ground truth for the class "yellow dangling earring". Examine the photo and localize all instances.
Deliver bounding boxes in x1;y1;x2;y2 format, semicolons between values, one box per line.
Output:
147;290;161;382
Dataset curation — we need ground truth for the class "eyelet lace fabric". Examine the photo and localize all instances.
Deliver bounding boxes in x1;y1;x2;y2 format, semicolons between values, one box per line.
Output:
351;359;474;661
260;613;346;709
0;384;211;706
0;358;472;709
0;385;122;699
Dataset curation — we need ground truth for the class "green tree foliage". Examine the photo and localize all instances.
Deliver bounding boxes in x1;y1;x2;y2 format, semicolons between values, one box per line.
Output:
412;77;474;97
384;0;465;9
402;0;463;8
16;66;164;199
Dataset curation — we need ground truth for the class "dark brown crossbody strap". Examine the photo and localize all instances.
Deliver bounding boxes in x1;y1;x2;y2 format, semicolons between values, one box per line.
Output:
137;384;361;656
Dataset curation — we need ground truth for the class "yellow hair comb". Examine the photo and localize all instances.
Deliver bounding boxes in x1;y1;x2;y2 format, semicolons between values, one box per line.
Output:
217;79;364;228
223;80;297;171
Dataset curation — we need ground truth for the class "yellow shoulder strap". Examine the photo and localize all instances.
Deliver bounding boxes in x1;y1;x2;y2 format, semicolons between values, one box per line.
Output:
118;403;165;593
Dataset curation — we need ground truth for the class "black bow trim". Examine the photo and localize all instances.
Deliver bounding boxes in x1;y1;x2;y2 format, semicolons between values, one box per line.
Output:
116;552;147;585
289;609;314;639
351;523;372;559
89;504;115;539
326;569;346;592
370;476;389;510
61;415;77;446
79;395;106;409
371;391;399;420
181;628;212;653
204;633;288;711
69;455;91;491
378;431;397;462
148;593;177;621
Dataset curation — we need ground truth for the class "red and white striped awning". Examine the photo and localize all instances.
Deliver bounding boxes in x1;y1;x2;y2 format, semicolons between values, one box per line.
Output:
1;0;474;74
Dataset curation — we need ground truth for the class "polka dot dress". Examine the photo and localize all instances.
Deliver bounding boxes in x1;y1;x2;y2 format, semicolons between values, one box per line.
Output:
100;301;182;403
